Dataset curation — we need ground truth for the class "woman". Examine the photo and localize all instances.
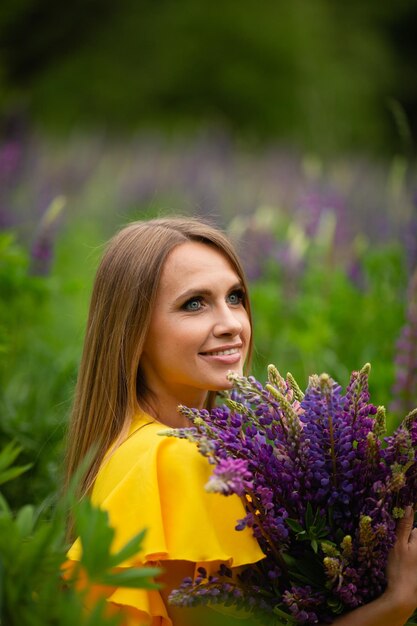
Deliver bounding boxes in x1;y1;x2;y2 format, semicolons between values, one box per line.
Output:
66;216;417;626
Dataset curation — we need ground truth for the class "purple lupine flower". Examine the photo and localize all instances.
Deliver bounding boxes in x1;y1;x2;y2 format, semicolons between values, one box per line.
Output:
205;457;253;496
167;363;417;624
282;585;324;624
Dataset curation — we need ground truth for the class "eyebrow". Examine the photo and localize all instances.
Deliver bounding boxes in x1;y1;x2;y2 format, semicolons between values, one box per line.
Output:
173;281;244;305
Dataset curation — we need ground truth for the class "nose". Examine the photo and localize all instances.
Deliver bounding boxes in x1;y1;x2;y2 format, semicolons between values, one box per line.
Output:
213;303;243;337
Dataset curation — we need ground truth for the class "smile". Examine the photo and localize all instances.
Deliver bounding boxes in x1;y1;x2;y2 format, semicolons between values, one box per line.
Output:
200;347;241;356
206;348;239;356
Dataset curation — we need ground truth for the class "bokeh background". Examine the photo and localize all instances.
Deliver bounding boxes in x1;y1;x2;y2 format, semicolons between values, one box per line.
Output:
1;2;417;623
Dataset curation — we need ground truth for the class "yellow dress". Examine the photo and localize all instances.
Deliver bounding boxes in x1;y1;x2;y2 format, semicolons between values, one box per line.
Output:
67;411;265;625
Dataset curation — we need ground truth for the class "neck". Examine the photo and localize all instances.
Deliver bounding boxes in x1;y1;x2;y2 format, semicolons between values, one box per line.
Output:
140;388;209;428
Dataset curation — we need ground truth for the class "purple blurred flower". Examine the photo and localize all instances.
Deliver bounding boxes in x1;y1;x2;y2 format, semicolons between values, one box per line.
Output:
30;234;54;275
29;196;66;276
298;187;349;248
237;224;277;281
0;140;23;185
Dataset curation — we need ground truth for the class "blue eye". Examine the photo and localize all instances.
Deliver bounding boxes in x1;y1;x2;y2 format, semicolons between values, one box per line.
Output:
183;297;202;311
227;289;245;305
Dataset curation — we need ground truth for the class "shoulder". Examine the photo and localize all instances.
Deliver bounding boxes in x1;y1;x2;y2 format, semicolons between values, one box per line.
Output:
86;411;264;567
92;413;206;503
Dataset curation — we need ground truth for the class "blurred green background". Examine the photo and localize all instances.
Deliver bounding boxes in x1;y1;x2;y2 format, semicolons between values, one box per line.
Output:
1;0;417;153
1;2;417;623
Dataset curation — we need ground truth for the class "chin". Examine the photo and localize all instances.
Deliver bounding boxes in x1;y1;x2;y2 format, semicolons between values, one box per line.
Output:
212;374;240;391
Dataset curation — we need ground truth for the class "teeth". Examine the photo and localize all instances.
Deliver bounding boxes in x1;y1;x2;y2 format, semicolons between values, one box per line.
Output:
208;348;239;356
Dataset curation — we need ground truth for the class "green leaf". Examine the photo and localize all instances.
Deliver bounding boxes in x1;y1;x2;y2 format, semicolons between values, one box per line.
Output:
282;553;297;567
305;502;315;528
0;441;32;486
7;520;61;604
98;566;161;589
0;463;33;486
15;505;36;537
0;441;23;471
75;499;114;576
74;497;158;594
272;604;297;624
0;556;3;617
288;569;318;585
286;518;304;533
327;597;345;614
0;492;11;515
108;528;147;568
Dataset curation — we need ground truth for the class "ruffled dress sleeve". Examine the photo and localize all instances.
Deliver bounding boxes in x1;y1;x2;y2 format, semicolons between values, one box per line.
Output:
67;412;265;625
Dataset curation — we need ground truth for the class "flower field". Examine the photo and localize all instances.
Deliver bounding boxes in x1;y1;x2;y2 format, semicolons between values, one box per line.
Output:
0;132;416;624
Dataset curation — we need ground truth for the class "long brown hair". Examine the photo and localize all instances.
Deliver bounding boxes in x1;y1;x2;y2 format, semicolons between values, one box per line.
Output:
64;217;253;501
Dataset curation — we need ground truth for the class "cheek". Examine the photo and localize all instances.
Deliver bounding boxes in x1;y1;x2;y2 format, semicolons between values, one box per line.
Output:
243;315;252;356
160;323;199;356
242;311;251;338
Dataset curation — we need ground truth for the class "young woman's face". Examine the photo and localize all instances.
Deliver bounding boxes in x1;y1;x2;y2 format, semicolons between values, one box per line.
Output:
140;241;251;417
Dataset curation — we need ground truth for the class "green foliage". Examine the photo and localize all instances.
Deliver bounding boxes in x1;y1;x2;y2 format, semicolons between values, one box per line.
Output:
1;0;417;153
0;443;159;626
0;231;85;507
286;503;329;554
249;215;407;431
0;441;31;486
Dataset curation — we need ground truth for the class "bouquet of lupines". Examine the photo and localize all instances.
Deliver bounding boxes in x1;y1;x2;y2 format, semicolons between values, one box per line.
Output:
164;364;417;625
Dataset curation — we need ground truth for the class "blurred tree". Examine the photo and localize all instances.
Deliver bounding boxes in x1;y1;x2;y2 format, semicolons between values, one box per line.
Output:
0;0;123;133
0;0;416;154
0;0;117;83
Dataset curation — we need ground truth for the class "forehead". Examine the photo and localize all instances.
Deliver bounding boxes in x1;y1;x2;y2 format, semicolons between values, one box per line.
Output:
158;241;239;293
